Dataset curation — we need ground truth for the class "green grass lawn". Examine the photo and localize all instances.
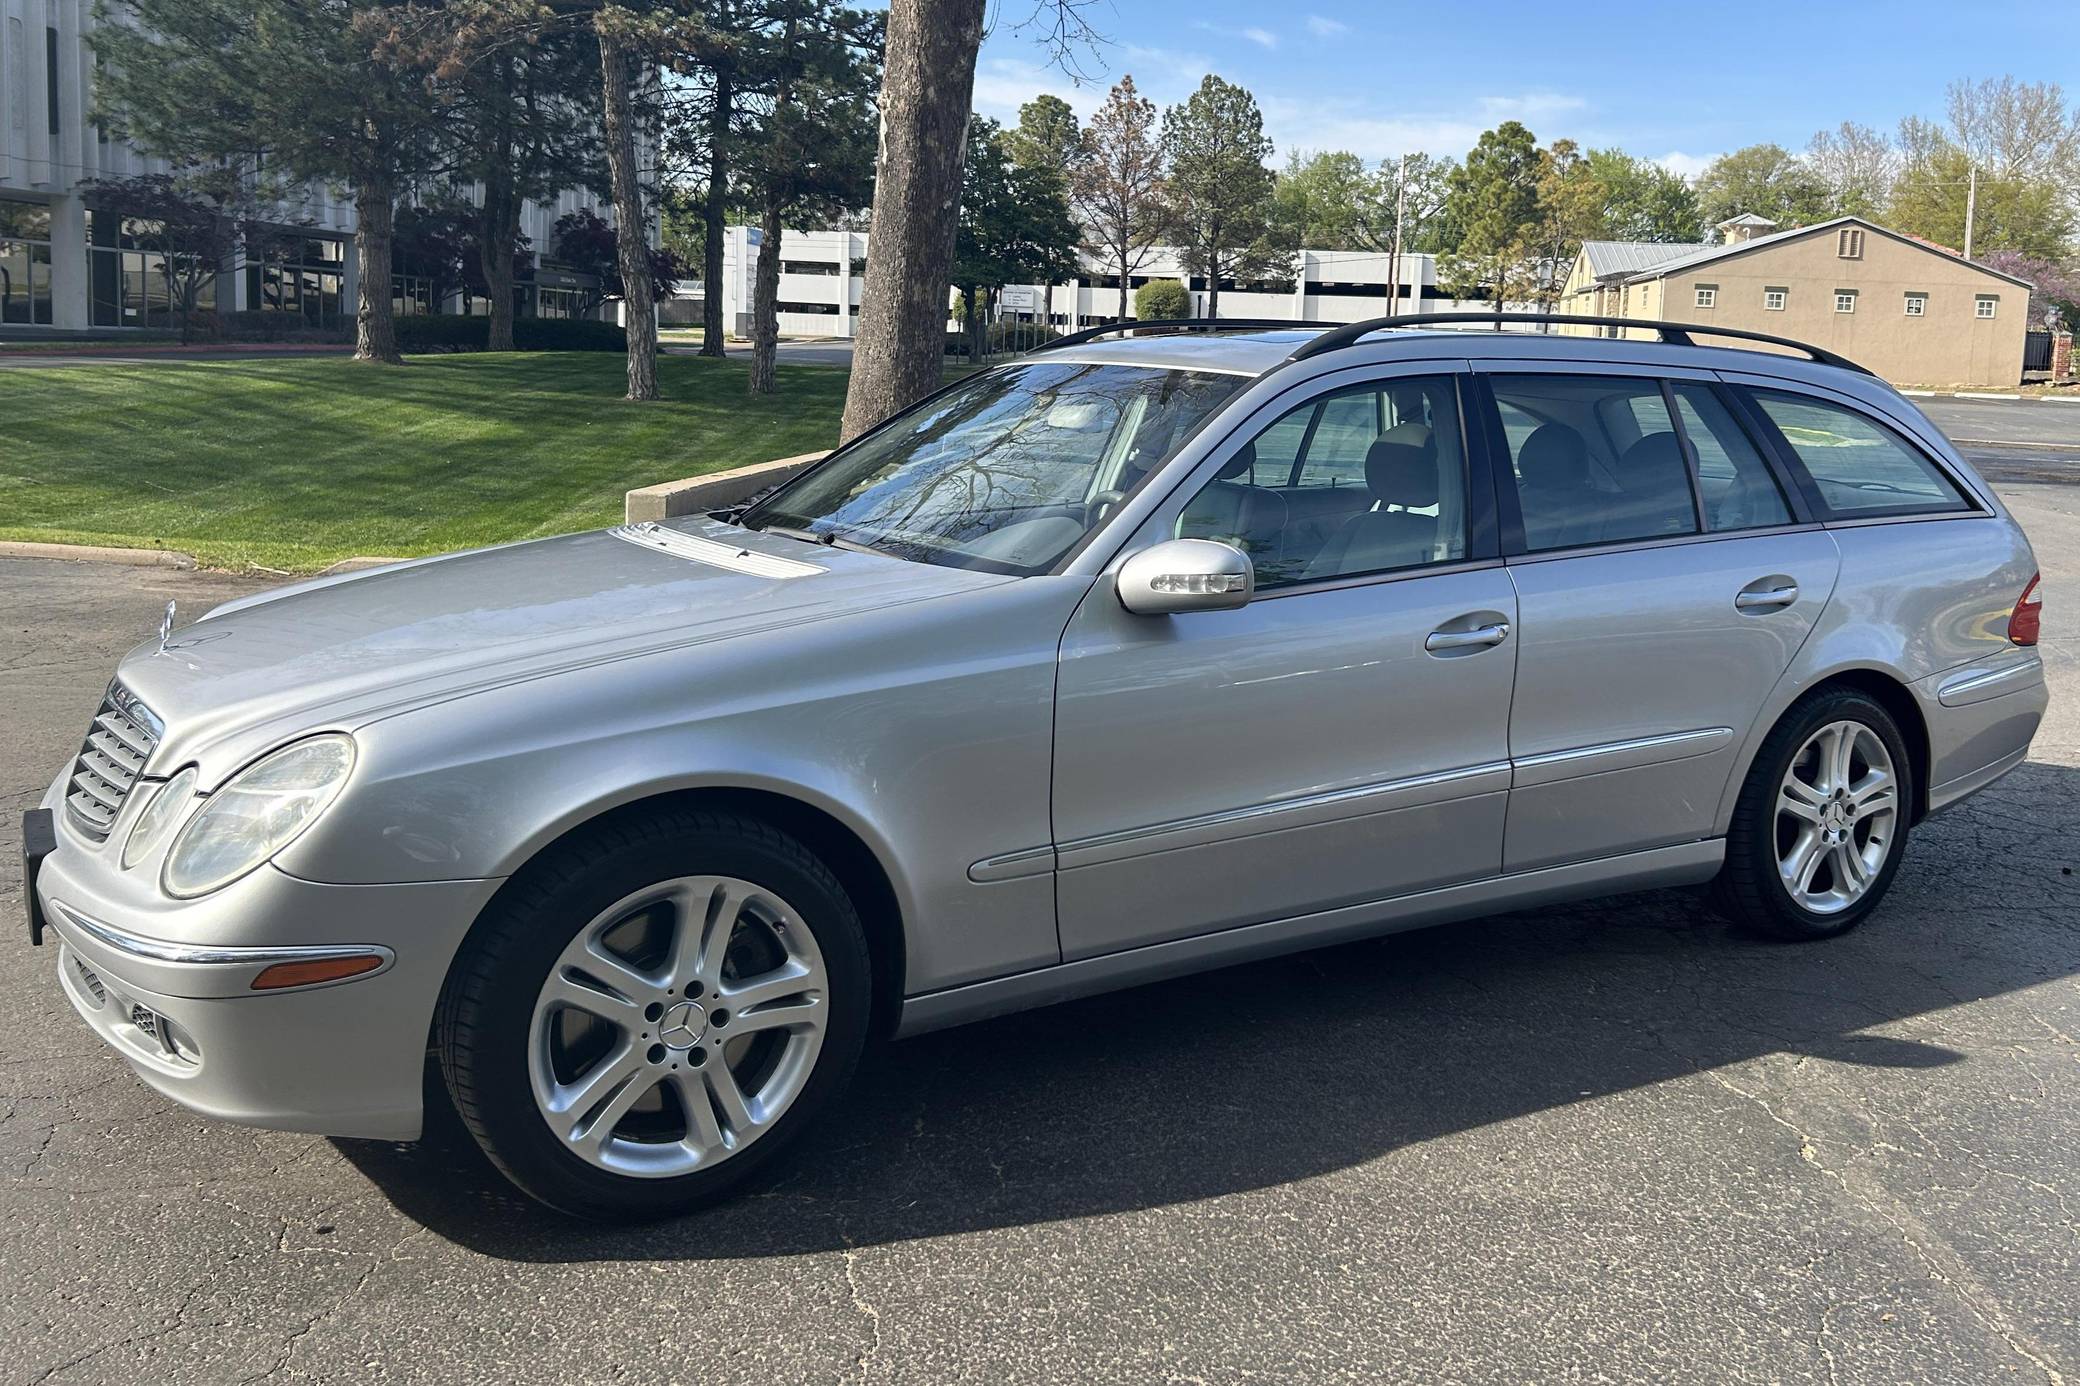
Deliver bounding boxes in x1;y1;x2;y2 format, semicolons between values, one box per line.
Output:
0;352;847;571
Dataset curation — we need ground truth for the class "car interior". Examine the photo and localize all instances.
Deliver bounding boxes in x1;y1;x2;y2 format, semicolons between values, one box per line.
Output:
1169;372;1813;587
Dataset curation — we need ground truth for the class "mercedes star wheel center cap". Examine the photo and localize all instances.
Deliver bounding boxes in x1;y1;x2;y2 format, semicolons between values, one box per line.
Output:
658;1001;707;1050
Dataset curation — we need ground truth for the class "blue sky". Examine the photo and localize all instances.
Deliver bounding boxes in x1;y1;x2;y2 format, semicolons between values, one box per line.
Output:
972;0;2080;175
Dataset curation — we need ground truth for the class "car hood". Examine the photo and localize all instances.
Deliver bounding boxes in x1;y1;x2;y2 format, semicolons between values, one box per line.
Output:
113;519;1013;778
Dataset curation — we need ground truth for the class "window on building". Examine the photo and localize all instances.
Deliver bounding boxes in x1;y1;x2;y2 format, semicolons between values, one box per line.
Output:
1904;293;1927;317
1763;288;1787;311
1976;295;1998;319
46;26;60;135
779;259;838;277
0;200;56;326
1837;227;1864;259
1834;291;1857;314
1694;284;1717;309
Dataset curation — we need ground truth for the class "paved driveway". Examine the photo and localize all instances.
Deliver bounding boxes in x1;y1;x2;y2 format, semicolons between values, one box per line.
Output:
2;487;2075;1384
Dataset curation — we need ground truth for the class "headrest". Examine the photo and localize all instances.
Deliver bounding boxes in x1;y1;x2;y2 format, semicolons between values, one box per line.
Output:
1365;439;1439;508
1616;431;1688;481
1215;442;1256;481
1518;424;1591;488
1380;420;1432;453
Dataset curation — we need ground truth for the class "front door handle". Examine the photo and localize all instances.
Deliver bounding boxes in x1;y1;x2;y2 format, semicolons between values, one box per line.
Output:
1735;583;1800;611
1425;621;1510;652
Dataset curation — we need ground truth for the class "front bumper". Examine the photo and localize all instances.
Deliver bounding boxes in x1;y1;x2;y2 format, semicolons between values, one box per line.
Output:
34;778;501;1141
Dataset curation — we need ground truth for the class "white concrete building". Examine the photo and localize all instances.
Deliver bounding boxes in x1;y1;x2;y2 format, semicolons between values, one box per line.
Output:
684;225;1519;339
0;0;627;333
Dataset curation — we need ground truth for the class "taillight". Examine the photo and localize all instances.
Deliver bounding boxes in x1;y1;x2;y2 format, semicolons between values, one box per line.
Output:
2009;573;2041;646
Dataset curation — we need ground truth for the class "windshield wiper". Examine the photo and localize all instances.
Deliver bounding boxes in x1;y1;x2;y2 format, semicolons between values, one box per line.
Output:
748;520;831;546
748;520;888;559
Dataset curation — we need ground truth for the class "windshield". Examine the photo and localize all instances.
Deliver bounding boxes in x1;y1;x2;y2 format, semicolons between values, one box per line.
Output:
744;361;1245;574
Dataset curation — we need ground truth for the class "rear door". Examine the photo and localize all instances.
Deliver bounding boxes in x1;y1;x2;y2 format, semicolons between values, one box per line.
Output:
1475;362;1841;872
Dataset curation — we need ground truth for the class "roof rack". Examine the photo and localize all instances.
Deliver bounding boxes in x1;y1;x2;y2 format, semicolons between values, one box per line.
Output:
1286;312;1874;375
1035;317;1332;353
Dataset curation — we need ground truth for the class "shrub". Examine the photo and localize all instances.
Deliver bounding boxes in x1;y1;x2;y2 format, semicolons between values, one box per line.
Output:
392;314;628;354
1135;278;1191;320
214;311;352;344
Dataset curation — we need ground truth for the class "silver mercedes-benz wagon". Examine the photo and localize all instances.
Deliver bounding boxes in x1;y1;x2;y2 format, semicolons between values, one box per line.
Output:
25;315;2047;1219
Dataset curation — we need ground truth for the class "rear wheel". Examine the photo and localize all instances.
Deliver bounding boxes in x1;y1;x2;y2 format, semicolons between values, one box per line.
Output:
1713;689;1913;940
437;810;870;1220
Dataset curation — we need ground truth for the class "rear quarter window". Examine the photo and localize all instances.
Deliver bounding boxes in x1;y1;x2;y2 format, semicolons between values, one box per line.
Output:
1748;390;1971;517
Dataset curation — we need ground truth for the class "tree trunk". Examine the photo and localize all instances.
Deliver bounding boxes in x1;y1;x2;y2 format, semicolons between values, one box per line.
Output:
840;0;985;442
964;287;986;362
600;27;658;401
700;68;732;358
483;55;520;353
748;197;783;395
1205;269;1219;320
1116;260;1128;319
353;180;402;365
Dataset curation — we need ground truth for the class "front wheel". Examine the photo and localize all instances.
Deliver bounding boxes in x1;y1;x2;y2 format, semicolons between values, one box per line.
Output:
1712;689;1914;940
437;810;871;1220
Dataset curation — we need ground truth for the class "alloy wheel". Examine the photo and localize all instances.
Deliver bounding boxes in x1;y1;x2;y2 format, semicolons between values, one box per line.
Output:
1774;719;1900;915
526;875;828;1177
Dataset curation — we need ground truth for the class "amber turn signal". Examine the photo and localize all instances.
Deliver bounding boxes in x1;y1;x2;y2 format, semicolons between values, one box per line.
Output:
249;954;385;991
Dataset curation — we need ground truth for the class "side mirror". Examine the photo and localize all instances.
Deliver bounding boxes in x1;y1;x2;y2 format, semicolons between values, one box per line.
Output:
1115;538;1255;616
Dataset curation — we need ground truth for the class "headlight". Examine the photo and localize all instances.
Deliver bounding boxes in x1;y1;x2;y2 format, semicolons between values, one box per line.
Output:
121;765;199;870
162;735;357;898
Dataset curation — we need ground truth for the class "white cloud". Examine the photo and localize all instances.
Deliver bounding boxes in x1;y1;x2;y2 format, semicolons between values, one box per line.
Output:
1305;15;1349;37
1191;21;1279;50
1655;150;1719;179
1475;92;1590;123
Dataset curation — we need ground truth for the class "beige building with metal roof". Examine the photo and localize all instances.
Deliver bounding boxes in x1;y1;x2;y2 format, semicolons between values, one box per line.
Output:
1557;215;2032;385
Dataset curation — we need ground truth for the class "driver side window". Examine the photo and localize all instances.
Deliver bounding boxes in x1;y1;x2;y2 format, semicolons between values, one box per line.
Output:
1175;377;1469;590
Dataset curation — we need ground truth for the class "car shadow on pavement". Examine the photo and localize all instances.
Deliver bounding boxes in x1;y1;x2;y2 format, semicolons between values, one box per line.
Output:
334;760;2078;1260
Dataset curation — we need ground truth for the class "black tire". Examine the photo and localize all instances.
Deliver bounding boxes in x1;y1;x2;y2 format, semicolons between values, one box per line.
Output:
436;808;871;1221
1712;688;1915;940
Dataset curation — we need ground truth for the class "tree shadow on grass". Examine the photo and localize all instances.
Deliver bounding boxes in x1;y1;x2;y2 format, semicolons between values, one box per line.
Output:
336;760;2079;1261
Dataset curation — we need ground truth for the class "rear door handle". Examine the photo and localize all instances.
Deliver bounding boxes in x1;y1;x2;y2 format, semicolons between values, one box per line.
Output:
1735;584;1799;610
1425;622;1510;652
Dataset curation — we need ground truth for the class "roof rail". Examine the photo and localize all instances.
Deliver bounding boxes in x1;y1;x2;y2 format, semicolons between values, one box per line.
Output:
1034;317;1332;353
1286;312;1875;375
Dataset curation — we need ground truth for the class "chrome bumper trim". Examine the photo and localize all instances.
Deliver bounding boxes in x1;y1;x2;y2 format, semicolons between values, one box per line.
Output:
47;899;395;976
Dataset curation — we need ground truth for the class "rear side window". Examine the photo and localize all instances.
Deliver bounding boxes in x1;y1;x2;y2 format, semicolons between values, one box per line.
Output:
1490;375;1699;552
1671;384;1793;532
1749;390;1970;516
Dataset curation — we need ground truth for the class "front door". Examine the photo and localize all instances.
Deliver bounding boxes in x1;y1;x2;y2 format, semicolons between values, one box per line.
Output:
1051;367;1520;961
1477;364;1841;871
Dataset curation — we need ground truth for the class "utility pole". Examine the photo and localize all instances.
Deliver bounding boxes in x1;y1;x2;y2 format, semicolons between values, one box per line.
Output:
1385;153;1408;316
1963;164;1978;260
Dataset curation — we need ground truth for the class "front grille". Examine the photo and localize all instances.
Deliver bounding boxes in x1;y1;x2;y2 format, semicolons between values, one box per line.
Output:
72;956;106;1007
129;1003;159;1043
65;684;162;842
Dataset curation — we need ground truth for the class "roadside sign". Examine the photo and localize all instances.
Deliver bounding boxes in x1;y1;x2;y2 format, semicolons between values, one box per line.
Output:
998;287;1038;311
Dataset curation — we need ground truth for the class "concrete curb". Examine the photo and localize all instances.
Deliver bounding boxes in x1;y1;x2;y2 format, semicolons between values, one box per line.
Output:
1899;389;2080;401
316;556;409;575
0;540;196;569
626;451;831;523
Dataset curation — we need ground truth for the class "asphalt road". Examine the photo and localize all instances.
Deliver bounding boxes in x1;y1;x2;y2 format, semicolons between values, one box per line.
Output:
2;487;2076;1384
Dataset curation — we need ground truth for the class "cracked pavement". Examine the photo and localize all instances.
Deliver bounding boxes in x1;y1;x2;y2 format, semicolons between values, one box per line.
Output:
2;482;2075;1384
